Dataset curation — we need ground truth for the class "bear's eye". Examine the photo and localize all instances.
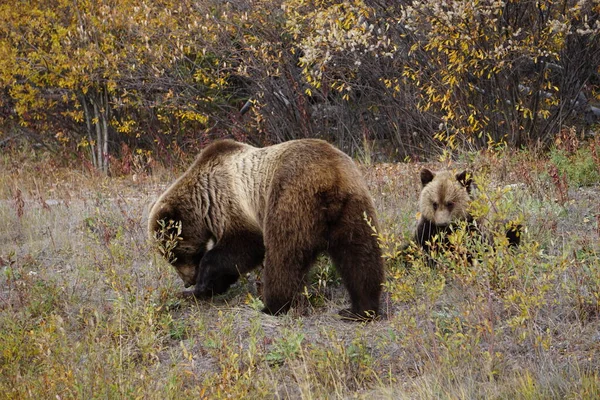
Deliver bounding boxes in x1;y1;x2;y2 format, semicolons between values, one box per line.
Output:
432;202;438;211
446;202;454;210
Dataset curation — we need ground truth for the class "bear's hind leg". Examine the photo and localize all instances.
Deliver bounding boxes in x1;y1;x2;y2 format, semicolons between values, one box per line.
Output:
328;200;383;321
328;244;383;320
261;185;329;315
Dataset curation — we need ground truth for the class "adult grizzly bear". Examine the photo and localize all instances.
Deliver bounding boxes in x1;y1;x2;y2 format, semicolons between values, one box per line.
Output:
148;139;383;320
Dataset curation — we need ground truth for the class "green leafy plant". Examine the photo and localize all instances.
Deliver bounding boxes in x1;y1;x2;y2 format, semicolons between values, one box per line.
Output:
266;331;305;366
551;146;600;188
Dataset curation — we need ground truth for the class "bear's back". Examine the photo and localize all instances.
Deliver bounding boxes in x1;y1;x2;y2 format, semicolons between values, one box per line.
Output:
180;139;370;232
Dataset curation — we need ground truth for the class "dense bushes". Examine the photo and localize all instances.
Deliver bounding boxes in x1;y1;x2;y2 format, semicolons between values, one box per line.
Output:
0;0;599;169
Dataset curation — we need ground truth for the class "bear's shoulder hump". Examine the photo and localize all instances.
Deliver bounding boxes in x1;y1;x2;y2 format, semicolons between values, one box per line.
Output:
196;140;249;164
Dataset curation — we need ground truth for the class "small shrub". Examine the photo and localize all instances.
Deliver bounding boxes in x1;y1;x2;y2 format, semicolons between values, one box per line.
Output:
266;331;305;366
153;219;183;264
303;256;342;308
550;144;600;187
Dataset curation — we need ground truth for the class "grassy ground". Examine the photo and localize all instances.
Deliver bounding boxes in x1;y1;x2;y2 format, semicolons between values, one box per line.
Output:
1;142;599;399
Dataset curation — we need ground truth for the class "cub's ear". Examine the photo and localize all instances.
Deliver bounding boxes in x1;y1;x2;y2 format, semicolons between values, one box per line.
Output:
420;168;435;187
455;170;472;192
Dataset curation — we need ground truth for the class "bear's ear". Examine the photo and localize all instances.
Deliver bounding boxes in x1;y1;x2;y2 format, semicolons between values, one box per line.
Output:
420;168;435;187
455;170;472;192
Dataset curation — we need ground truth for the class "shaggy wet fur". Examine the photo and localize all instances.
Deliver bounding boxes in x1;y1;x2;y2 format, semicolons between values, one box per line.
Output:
148;139;383;321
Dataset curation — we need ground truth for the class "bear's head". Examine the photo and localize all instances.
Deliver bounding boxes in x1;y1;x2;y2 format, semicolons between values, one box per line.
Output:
148;201;211;288
419;168;472;227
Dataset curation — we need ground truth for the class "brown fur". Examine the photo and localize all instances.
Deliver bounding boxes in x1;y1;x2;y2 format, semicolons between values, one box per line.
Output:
419;169;471;226
414;168;520;260
148;139;383;320
415;169;474;256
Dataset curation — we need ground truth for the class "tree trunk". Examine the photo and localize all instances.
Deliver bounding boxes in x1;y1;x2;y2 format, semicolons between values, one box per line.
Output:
80;96;98;169
102;88;109;175
79;89;112;174
93;100;104;172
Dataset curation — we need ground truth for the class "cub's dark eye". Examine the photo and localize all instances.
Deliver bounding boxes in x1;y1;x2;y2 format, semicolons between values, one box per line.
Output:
432;202;438;211
446;202;454;210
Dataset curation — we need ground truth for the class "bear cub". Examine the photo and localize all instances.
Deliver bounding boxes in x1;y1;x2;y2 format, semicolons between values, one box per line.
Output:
415;168;521;262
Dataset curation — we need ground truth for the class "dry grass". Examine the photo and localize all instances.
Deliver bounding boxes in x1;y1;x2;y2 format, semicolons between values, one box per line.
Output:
1;143;599;399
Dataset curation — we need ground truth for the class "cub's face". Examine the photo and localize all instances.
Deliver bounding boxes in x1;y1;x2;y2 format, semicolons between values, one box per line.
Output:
419;169;472;226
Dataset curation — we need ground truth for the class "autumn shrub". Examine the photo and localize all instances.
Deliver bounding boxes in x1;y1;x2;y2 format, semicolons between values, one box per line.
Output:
3;0;598;171
284;0;600;154
0;0;266;171
398;0;600;147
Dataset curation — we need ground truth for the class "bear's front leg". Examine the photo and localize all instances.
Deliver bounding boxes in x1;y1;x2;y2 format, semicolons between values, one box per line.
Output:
194;231;265;298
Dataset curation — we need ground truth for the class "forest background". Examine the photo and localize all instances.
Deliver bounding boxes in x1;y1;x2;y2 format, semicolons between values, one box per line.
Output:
1;0;599;170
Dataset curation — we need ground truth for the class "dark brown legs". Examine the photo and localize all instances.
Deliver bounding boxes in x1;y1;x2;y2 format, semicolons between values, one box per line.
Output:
194;230;265;297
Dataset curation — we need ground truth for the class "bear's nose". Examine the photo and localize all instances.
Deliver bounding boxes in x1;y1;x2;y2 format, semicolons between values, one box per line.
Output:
184;282;193;288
